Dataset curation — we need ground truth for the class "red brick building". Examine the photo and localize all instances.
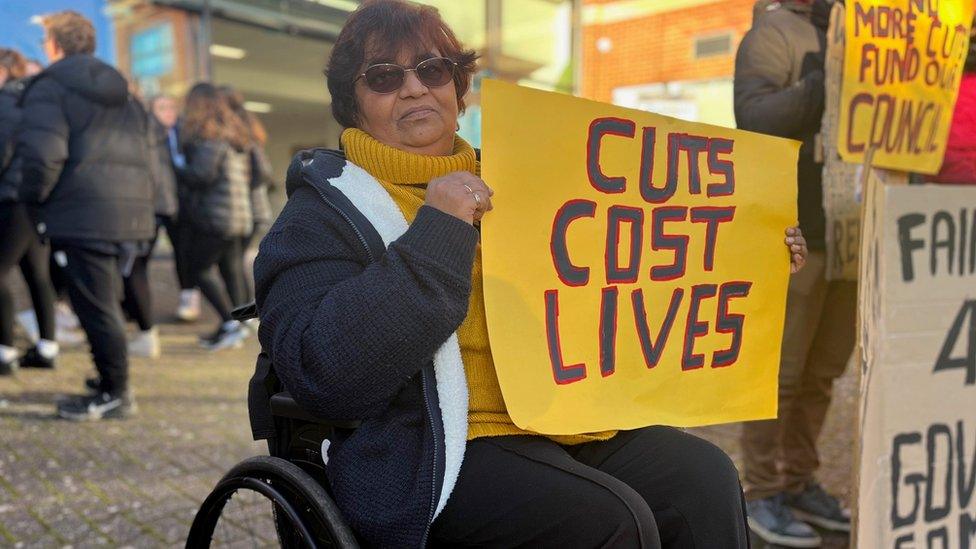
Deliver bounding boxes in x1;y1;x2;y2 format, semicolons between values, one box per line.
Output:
581;0;757;127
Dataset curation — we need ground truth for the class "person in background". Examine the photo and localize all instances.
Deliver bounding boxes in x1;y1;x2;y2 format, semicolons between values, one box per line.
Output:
118;95;181;359
932;24;976;185
17;11;155;420
178;83;252;350
734;0;852;546
218;85;274;315
0;47;59;375
23;59;43;77
150;96;204;323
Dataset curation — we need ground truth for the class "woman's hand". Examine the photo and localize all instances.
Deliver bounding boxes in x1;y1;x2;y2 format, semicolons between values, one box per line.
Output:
786;226;808;274
426;172;494;225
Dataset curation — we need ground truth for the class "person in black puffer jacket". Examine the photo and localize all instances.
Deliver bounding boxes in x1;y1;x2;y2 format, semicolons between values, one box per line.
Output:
177;82;252;351
0;48;59;376
16;11;154;420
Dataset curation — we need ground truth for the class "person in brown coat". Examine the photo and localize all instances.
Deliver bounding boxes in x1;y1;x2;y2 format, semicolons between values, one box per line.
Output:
734;0;852;546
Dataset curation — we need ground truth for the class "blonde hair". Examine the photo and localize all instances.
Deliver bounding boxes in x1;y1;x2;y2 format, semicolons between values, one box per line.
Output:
41;11;96;56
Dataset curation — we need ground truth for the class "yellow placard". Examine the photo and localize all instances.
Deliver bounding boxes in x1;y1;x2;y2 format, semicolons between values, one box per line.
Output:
838;0;974;174
480;80;799;434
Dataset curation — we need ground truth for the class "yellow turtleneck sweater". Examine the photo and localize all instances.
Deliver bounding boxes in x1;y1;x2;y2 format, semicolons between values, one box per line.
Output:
341;128;616;445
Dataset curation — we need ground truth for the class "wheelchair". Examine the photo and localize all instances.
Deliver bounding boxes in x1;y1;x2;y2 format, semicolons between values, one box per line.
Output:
186;304;361;548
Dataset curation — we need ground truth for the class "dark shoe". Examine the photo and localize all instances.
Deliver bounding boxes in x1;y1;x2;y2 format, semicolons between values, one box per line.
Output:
20;347;56;369
747;494;822;548
199;321;246;351
786;482;851;533
0;356;18;376
57;391;136;421
85;377;100;392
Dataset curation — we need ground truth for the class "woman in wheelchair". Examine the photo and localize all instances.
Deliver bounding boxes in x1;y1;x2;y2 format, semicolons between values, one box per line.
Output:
252;1;808;547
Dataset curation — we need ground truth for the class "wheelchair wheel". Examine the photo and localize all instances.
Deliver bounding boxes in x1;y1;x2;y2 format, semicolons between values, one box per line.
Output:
187;456;359;548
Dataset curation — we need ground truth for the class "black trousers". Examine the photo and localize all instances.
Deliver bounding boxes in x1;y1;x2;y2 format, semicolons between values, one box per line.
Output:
0;202;56;346
217;237;248;308
186;233;245;322
430;427;749;548
56;246;128;394
122;218;168;331
163;214;192;291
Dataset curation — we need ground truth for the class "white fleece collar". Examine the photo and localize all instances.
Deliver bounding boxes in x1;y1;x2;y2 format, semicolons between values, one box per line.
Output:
327;160;469;520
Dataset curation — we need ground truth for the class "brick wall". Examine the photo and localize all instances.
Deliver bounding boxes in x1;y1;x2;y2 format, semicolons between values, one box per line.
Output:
582;0;757;102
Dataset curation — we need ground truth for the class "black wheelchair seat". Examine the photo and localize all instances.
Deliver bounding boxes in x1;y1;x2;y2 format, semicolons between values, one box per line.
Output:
269;391;360;430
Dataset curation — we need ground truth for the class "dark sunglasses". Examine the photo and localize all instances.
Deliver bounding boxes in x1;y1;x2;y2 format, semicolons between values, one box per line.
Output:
355;57;457;94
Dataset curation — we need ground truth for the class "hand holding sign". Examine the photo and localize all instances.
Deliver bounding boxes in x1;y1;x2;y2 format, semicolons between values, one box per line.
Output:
481;80;799;434
787;226;808;273
426;172;494;225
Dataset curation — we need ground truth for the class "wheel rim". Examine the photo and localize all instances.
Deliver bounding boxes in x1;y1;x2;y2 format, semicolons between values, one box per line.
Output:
191;477;317;548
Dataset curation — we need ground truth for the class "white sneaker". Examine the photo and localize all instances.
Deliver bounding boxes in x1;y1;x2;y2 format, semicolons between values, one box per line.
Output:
176;289;201;322
128;328;161;359
243;318;260;335
200;321;247;351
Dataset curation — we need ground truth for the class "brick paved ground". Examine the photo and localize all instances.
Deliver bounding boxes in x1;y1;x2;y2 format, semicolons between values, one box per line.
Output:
0;254;855;548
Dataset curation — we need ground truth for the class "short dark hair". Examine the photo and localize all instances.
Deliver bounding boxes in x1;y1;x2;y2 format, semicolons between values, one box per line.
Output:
42;11;96;56
325;0;479;129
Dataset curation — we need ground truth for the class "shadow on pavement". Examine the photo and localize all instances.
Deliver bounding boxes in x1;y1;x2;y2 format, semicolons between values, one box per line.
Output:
751;528;850;548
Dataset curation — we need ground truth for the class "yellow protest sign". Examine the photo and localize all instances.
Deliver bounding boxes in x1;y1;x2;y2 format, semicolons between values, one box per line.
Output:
480;80;799;434
838;0;974;174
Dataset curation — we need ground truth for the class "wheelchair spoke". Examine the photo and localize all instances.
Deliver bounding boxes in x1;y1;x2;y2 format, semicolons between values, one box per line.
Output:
209;487;278;548
187;457;356;549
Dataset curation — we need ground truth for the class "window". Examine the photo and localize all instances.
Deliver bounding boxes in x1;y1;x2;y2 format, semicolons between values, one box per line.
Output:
130;24;175;79
693;33;733;59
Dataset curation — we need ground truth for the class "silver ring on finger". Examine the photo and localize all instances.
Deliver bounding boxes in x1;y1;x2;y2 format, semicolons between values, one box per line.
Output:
463;184;474;194
473;192;482;207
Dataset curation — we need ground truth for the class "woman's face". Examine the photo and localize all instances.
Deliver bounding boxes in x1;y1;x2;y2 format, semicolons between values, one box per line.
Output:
354;48;459;156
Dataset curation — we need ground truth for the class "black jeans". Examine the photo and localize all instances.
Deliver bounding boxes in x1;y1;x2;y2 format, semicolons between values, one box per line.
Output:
186;233;245;322
122;218;171;331
217;238;248;308
56;246;128;395
162;214;192;290
430;427;749;548
0;202;56;346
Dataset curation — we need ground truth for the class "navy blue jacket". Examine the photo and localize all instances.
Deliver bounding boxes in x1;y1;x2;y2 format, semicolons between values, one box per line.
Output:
254;149;478;547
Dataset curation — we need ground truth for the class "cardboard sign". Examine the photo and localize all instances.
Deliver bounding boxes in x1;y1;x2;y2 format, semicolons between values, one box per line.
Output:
838;0;974;174
856;180;976;546
824;1;869;281
480;80;799;434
